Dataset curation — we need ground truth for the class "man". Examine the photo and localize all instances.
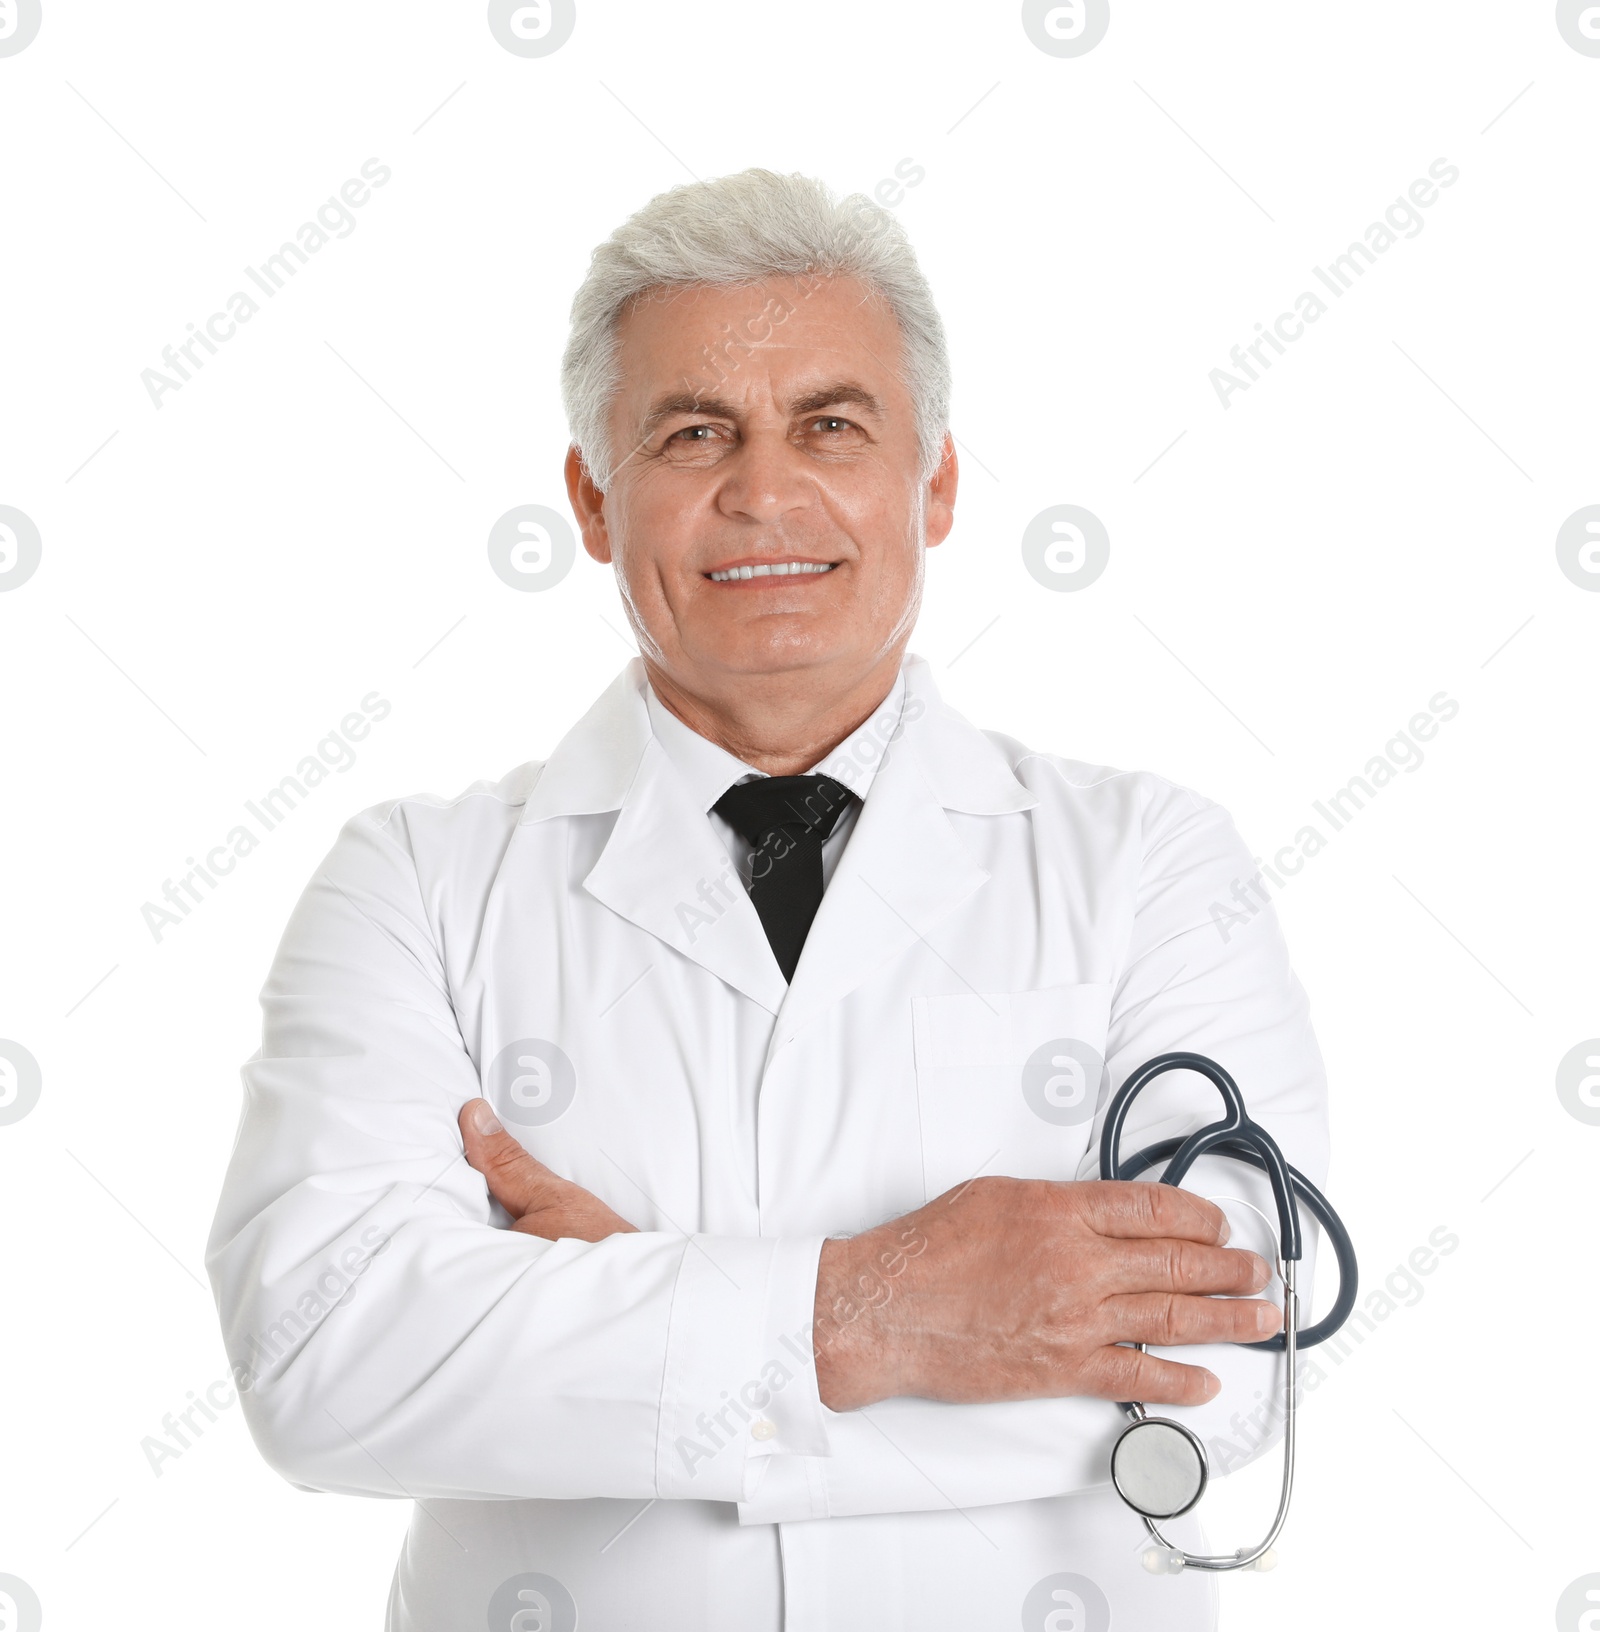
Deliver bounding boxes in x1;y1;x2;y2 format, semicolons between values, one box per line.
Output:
208;168;1328;1631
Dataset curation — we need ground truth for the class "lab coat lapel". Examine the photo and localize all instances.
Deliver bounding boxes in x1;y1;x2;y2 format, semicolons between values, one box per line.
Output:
582;736;789;1014
522;659;787;1013
522;656;1035;1027
769;659;1039;1052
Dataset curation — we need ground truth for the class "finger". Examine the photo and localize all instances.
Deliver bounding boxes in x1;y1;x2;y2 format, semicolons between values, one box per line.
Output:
513;1196;639;1244
1079;1180;1231;1246
1105;1291;1284;1348
459;1098;560;1218
1099;1238;1273;1297
1082;1344;1222;1408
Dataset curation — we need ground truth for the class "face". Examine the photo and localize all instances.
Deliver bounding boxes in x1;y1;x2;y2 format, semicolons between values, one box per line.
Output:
565;275;957;704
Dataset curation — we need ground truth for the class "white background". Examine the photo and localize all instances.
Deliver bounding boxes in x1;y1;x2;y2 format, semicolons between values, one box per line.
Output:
1;2;1596;1627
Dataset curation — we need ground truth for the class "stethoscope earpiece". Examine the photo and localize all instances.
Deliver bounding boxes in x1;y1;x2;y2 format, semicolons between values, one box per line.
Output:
1142;1547;1187;1576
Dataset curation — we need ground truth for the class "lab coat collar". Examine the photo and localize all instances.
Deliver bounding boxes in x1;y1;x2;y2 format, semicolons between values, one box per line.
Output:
643;668;908;814
519;661;653;820
520;653;1039;1027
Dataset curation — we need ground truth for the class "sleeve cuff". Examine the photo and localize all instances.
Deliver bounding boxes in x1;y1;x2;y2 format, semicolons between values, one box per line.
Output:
655;1233;831;1502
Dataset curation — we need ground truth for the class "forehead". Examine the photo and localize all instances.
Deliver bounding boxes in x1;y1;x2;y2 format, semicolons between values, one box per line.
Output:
610;275;907;410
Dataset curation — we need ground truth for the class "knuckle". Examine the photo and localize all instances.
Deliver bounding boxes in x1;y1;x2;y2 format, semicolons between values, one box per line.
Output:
486;1139;531;1178
1165;1240;1197;1290
1152;1293;1185;1345
1095;1180;1151;1237
489;1144;545;1198
954;1174;1003;1208
1148;1182;1182;1224
1143;1239;1174;1290
1099;1179;1142;1223
1088;1345;1141;1399
1164;1186;1215;1239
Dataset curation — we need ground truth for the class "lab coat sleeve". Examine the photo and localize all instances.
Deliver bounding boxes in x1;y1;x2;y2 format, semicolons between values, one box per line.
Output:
205;800;831;1504
1072;776;1329;1480
739;773;1331;1523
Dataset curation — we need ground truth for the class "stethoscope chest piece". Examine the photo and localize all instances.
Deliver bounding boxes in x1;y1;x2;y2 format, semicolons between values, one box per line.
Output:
1110;1416;1209;1520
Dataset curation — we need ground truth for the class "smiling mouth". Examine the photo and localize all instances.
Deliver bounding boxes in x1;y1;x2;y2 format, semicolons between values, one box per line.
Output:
706;561;839;583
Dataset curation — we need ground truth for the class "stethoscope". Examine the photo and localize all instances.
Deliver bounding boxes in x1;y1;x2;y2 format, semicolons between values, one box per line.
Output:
1098;1052;1359;1575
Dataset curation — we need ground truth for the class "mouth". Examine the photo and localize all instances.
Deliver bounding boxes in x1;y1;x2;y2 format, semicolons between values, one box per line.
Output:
705;558;841;583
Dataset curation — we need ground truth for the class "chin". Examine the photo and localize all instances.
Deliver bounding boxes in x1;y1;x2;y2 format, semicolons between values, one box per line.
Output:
699;623;847;678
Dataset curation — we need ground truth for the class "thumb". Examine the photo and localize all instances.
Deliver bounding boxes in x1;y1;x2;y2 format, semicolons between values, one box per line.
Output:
459;1098;559;1220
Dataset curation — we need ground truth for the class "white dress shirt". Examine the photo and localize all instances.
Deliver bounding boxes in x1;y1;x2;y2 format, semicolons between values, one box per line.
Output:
206;652;1329;1632
643;668;905;894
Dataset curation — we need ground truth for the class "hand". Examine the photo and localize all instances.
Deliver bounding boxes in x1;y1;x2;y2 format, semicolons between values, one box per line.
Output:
813;1177;1280;1412
459;1099;639;1243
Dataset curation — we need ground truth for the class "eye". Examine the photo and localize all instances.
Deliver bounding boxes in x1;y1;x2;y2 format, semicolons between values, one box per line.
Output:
811;416;854;434
656;422;731;458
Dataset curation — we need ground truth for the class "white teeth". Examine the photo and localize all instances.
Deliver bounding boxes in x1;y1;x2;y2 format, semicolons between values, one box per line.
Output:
708;562;834;582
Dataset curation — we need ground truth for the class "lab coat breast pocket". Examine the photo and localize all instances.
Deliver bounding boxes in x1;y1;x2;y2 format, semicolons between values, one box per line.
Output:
911;981;1114;1200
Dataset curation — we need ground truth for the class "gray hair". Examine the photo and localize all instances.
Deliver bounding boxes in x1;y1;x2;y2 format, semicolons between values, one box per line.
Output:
560;168;951;491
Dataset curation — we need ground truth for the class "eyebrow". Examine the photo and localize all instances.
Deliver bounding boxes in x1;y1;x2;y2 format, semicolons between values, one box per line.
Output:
637;380;885;442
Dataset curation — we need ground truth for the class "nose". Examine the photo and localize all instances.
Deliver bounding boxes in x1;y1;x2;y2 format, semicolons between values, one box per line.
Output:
714;429;816;527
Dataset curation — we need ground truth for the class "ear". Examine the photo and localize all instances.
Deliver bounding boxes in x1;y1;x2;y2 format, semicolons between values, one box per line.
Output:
564;444;612;564
923;433;958;550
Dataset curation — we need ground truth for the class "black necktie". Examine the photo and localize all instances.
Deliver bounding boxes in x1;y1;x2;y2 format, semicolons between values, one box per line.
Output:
712;774;856;981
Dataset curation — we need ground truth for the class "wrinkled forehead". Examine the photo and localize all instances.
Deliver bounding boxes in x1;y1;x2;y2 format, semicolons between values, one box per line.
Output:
609;274;907;416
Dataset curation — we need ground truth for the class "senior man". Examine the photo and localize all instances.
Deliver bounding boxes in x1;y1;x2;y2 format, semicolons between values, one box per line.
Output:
208;169;1328;1632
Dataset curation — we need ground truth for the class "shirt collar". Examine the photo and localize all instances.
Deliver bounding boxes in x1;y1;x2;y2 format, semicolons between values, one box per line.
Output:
644;669;907;813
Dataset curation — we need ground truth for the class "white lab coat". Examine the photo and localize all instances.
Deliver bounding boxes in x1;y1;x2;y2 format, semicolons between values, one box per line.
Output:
206;652;1328;1632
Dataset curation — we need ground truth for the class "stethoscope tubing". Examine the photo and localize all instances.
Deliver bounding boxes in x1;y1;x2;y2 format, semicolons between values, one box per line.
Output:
1097;1052;1358;1351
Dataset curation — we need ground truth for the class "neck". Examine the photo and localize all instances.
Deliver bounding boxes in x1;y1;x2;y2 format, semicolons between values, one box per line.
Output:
644;650;904;775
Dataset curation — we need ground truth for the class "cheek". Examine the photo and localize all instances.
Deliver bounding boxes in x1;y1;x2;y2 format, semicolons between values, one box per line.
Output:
857;535;924;615
610;488;699;582
859;478;926;557
827;464;921;536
